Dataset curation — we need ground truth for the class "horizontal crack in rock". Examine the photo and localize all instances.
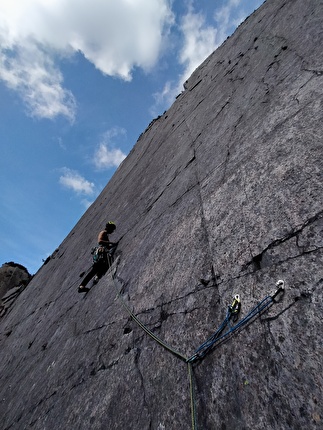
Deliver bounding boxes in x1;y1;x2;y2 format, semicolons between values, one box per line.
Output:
243;210;323;272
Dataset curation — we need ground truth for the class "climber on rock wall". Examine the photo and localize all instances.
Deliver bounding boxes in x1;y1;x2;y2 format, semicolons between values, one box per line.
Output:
78;221;118;293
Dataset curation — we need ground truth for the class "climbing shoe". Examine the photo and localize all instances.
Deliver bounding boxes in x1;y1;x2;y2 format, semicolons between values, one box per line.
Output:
93;276;99;284
78;286;90;293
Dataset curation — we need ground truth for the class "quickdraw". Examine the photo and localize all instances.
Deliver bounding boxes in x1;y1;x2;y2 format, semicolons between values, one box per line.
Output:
108;267;286;430
187;281;285;363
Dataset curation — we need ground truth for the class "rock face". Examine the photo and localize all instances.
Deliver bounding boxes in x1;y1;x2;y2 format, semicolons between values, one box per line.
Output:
1;0;322;429
0;262;32;317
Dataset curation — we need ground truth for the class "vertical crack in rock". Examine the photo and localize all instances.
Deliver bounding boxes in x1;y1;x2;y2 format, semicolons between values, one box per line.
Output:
145;154;196;215
183;118;220;288
1;1;323;429
133;347;152;428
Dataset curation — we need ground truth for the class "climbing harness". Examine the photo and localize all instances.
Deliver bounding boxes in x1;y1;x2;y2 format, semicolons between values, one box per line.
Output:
91;245;112;264
107;266;285;430
67;247;117;292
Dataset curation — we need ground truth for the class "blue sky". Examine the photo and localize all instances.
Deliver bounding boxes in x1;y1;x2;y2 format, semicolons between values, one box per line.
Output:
0;0;264;274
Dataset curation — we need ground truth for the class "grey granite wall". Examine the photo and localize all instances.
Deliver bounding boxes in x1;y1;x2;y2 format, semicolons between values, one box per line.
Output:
1;0;322;429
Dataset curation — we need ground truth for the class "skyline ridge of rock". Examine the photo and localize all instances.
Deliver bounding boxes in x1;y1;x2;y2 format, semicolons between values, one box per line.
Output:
1;0;323;429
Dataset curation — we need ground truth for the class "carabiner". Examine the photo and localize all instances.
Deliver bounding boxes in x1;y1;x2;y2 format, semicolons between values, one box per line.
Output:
230;294;241;315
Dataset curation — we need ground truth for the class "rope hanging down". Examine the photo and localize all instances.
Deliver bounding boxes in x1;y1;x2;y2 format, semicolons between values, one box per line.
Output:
106;259;197;429
106;259;285;430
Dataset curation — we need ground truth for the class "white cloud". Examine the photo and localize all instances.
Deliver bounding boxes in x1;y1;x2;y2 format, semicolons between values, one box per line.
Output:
0;0;174;120
150;81;172;116
151;0;250;114
81;198;94;209
93;128;127;170
214;0;245;43
59;168;95;195
179;8;218;84
0;41;76;121
152;5;218;112
94;144;127;169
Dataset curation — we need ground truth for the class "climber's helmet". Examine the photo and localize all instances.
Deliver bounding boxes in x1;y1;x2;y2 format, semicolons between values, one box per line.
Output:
105;221;116;233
